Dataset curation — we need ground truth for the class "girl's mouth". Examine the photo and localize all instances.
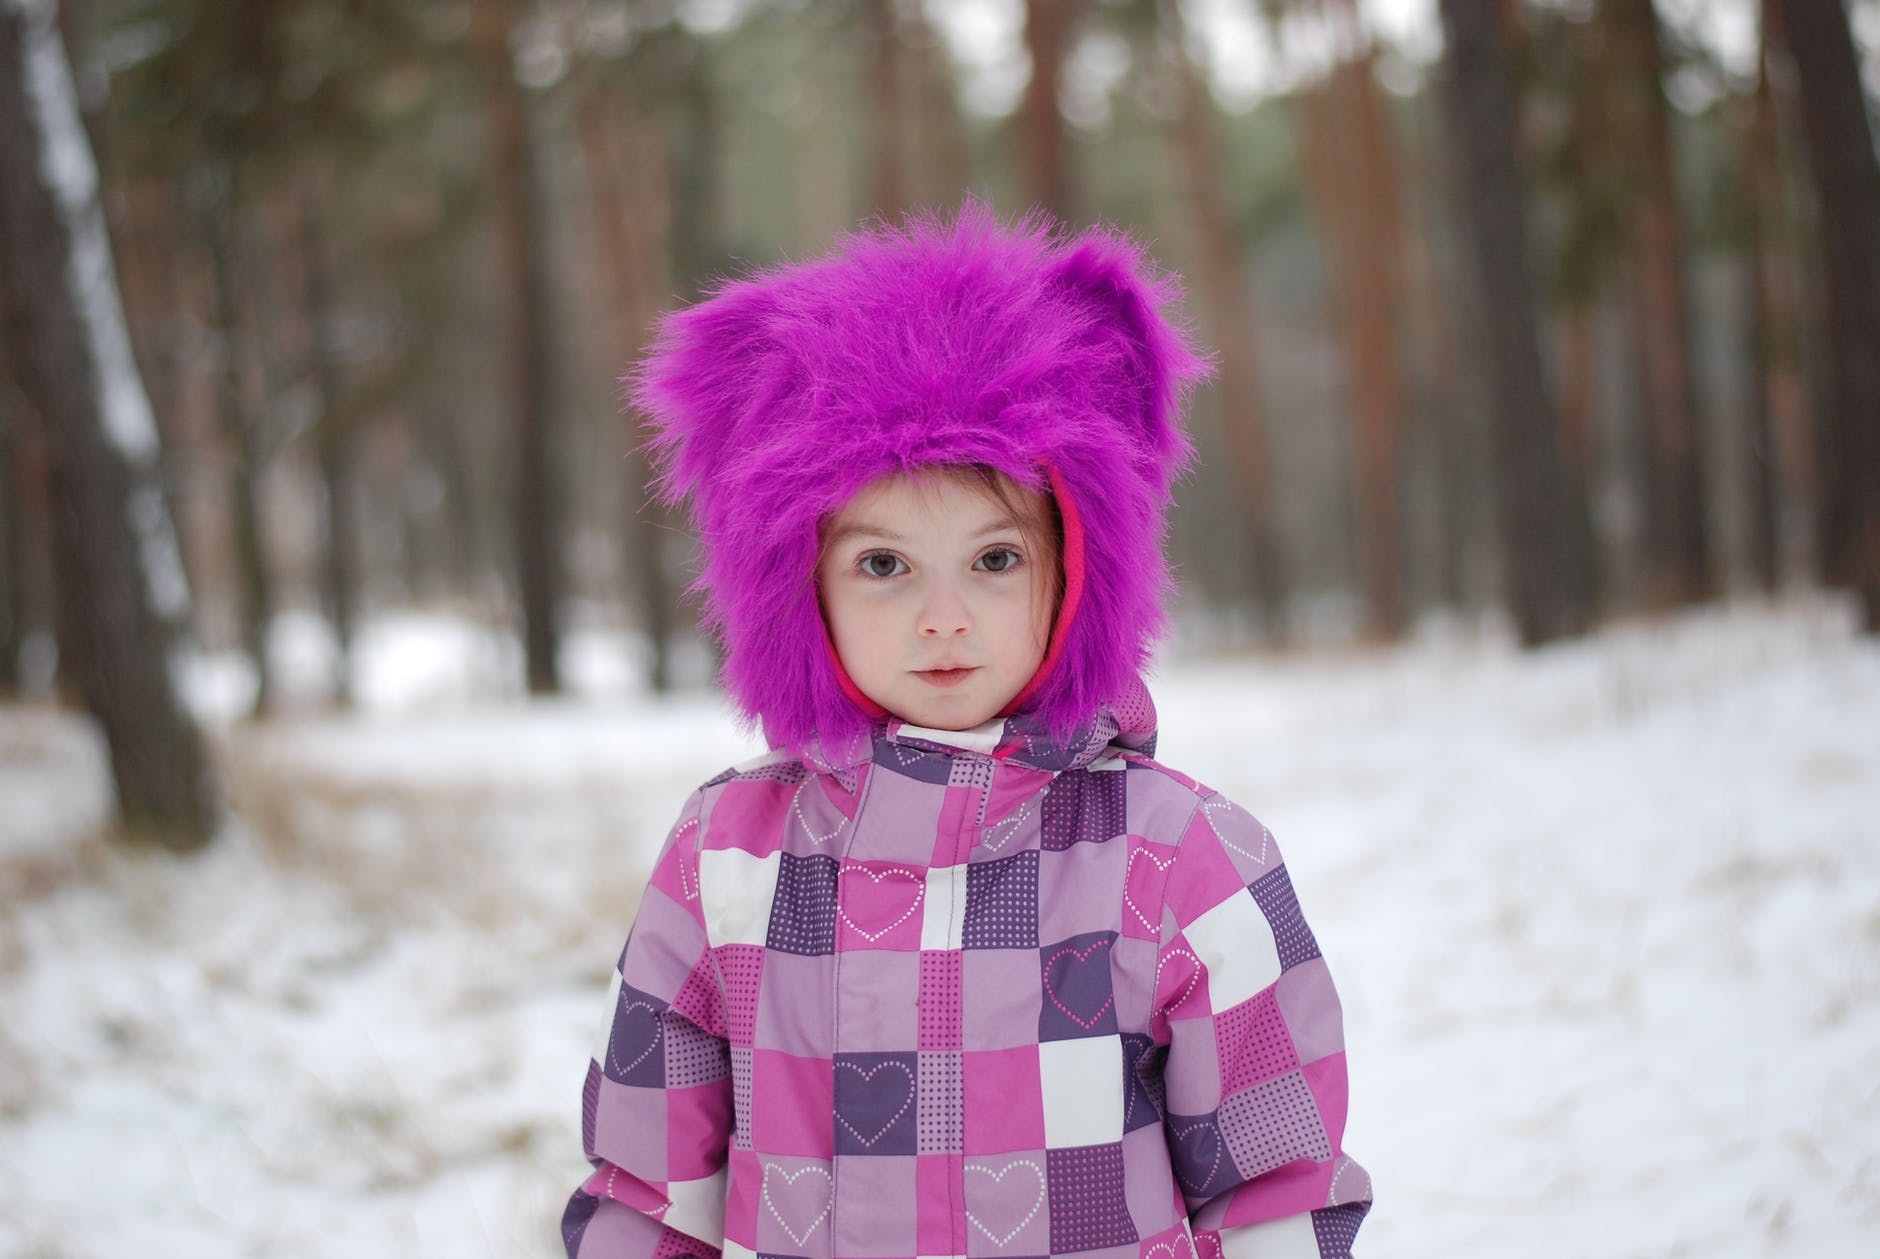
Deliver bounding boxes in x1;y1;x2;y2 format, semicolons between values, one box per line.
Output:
915;667;977;688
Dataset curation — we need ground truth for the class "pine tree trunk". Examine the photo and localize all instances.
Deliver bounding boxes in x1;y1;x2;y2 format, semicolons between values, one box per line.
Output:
1437;0;1596;644
1607;0;1713;606
0;0;216;847
580;75;677;693
297;165;358;706
1775;0;1880;628
860;0;907;220
1159;0;1288;637
480;0;563;694
0;395;24;693
1020;0;1079;222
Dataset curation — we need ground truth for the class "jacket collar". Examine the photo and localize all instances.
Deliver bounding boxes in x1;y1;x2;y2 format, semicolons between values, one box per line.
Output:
801;675;1158;775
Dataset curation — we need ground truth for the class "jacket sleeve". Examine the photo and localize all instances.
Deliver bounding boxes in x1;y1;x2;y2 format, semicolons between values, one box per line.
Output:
1153;793;1371;1259
563;790;733;1259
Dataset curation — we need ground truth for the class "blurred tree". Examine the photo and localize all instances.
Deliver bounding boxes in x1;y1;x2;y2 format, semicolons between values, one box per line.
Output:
0;383;23;694
0;0;216;846
1736;0;1816;591
1437;0;1594;644
1604;0;1714;607
1295;0;1413;638
1776;0;1880;629
1152;0;1290;636
1020;0;1083;220
577;2;681;691
477;0;565;694
860;0;909;218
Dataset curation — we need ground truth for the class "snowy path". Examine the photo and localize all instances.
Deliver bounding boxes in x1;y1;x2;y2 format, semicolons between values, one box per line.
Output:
2;600;1876;1257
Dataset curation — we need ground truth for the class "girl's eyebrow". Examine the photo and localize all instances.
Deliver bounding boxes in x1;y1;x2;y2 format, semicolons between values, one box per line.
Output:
824;517;1022;548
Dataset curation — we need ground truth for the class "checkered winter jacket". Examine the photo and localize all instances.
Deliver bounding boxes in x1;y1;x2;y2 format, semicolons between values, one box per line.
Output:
563;681;1371;1259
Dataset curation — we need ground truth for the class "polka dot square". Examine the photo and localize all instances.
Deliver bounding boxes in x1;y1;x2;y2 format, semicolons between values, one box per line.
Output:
919;950;964;1051
916;1051;963;1153
1214;987;1299;1094
665;1015;731;1088
1220;1070;1331;1179
767;852;838;956
1041;769;1127;852
1250;866;1321;972
715;944;764;1046
1046;1143;1138;1252
962;851;1039;949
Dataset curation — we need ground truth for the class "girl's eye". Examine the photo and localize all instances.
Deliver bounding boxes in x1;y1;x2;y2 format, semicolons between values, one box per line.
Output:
975;547;1023;573
860;552;908;578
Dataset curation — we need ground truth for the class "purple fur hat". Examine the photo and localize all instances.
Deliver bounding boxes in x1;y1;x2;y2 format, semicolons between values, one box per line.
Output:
634;202;1209;753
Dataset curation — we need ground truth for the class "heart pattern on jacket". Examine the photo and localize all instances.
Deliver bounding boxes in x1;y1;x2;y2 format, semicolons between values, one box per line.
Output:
1043;938;1115;1030
964;1157;1045;1246
761;1163;833;1247
836;865;925;943
834;1059;915;1147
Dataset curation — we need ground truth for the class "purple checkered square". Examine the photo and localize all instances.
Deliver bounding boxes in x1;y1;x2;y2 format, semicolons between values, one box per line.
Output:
602;982;668;1086
767;852;838;956
1045;1143;1138;1251
1041;770;1128;852
874;740;954;784
730;1046;754;1150
1314;1202;1369;1255
1039;931;1119;1041
665;1015;731;1088
963;851;1040;949
1165;1112;1238;1200
833;1051;920;1155
1119;1033;1163;1134
916;1051;963;1153
1220;1069;1331;1178
1250;866;1321;971
962;1152;1050;1255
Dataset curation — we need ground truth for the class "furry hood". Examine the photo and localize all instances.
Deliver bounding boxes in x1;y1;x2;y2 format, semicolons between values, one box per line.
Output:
635;203;1209;752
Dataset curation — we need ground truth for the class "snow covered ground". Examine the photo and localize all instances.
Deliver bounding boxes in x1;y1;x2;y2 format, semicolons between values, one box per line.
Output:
2;597;1876;1258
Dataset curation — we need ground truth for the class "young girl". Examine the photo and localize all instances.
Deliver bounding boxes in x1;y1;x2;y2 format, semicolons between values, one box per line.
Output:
564;206;1371;1259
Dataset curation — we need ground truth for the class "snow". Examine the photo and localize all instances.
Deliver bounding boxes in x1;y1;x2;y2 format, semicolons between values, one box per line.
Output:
3;596;1878;1257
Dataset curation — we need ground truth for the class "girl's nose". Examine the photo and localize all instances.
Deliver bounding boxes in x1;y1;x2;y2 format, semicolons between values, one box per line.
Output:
918;584;972;636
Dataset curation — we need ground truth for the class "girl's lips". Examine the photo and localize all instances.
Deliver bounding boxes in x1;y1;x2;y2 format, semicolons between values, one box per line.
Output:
914;667;978;688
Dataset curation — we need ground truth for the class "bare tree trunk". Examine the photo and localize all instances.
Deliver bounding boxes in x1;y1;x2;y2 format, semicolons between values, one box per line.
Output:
1775;0;1880;628
1607;0;1713;606
1157;0;1288;637
1437;0;1595;644
296;165;358;706
580;74;678;693
1020;0;1079;221
198;164;277;715
0;391;24;693
480;0;563;694
905;4;971;209
860;0;907;220
1300;0;1413;638
0;0;216;847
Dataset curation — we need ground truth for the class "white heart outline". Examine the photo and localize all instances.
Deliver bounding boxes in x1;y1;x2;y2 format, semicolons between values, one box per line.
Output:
1200;799;1272;868
964;1157;1046;1246
760;1162;833;1247
833;1058;916;1147
1125;845;1177;933
979;800;1034;853
607;998;663;1076
791;783;844;846
1153;946;1201;1015
1170;1118;1224;1195
671;818;701;901
836;864;925;943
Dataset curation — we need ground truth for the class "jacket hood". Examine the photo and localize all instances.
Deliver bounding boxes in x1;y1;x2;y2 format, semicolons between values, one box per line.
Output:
635;202;1210;752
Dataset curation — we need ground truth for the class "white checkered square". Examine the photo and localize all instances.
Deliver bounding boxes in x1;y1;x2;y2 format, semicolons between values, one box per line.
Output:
1183;890;1281;1011
1039;1035;1123;1147
921;861;969;950
697;848;781;945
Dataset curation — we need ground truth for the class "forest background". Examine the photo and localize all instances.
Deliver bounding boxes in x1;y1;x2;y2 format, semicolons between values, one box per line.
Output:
4;4;1880;1255
2;0;1878;847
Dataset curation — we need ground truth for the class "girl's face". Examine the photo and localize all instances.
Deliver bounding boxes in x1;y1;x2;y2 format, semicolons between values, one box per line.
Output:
817;469;1057;731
